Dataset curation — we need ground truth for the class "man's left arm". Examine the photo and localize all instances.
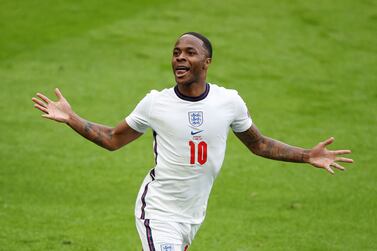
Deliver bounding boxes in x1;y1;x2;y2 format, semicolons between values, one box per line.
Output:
234;124;353;174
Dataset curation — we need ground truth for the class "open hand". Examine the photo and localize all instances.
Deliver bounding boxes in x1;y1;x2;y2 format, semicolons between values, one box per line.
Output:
308;137;353;174
32;88;72;123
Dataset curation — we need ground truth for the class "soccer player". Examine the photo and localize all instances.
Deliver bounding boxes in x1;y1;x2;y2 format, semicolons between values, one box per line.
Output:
32;32;353;251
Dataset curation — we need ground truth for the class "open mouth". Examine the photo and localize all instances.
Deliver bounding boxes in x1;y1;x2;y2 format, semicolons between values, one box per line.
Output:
175;66;190;78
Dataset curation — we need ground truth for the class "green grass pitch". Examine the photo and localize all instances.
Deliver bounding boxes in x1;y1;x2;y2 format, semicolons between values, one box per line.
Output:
1;0;376;250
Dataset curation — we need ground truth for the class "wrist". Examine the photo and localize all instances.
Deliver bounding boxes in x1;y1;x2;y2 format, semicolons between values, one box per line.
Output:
302;149;311;163
65;111;78;125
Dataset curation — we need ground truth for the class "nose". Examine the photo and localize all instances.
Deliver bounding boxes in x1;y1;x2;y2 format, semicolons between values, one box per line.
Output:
176;52;186;62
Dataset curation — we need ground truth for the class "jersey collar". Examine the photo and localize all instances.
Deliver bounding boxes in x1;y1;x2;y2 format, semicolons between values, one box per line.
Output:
174;83;210;102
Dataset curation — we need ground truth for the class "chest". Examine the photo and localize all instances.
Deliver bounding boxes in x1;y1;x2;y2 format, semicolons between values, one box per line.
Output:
149;98;234;142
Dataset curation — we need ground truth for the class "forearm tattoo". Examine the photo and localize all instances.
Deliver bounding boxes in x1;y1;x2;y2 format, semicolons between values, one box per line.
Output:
68;116;113;149
83;121;113;147
256;137;309;163
236;126;309;163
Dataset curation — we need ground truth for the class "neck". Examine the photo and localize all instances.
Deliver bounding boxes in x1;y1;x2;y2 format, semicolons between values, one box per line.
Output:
176;80;207;97
174;82;210;102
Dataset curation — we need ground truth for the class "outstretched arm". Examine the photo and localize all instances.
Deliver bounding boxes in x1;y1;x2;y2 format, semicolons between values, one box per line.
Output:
234;124;353;174
32;88;142;151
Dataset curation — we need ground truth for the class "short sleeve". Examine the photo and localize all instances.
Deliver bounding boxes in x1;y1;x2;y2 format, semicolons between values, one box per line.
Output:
125;91;155;133
230;93;253;132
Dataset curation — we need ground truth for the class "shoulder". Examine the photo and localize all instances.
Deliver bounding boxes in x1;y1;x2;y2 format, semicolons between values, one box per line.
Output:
208;83;249;114
141;87;170;102
146;86;175;98
136;87;177;110
208;83;241;100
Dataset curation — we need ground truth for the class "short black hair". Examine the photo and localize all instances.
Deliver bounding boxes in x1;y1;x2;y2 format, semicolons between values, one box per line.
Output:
181;32;213;58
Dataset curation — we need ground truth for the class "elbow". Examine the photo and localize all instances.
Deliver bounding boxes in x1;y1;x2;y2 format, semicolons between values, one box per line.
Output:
104;131;121;151
106;144;120;151
106;147;116;152
248;137;267;156
249;146;262;156
101;141;120;151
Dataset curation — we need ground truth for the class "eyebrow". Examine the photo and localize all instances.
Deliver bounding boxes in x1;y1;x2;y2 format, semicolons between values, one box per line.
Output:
173;46;198;51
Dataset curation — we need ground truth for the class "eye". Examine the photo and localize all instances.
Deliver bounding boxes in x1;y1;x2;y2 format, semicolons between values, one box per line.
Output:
188;50;196;56
173;50;180;57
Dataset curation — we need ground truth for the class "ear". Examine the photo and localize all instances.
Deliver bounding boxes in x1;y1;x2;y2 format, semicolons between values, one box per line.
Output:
203;58;212;70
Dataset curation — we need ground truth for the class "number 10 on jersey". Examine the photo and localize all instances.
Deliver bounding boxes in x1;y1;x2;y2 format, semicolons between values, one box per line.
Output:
189;141;208;165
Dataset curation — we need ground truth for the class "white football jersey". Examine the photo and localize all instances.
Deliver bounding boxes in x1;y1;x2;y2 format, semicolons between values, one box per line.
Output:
126;83;252;224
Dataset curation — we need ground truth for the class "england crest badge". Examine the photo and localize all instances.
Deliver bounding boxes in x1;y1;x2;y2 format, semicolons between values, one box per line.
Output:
188;111;203;127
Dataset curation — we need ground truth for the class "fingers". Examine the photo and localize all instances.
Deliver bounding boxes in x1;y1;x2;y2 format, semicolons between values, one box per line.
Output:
34;104;49;114
322;137;334;146
324;165;335;175
36;93;52;104
333;149;351;155
323;159;351;174
330;162;345;171
335;157;354;163
32;97;46;107
42;114;54;120
54;88;63;99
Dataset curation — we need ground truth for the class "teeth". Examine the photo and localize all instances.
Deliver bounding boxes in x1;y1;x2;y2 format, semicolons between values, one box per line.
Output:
175;68;188;77
176;66;189;70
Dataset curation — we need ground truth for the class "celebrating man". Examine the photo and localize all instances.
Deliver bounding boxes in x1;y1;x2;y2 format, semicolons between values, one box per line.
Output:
32;32;353;251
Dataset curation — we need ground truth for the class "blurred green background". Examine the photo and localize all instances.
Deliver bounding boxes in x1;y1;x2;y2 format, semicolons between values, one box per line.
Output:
1;0;376;250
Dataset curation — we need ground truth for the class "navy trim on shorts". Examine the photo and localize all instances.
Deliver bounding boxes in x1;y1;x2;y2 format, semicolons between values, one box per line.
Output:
174;83;210;102
144;219;155;251
140;169;155;219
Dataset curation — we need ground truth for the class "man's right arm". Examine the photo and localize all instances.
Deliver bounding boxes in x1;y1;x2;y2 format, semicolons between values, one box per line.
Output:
67;114;142;151
32;88;142;151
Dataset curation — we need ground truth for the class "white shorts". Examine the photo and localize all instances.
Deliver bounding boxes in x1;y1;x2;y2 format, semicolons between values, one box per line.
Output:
135;217;201;251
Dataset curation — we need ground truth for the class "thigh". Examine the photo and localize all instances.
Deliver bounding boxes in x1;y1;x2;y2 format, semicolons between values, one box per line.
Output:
135;218;190;251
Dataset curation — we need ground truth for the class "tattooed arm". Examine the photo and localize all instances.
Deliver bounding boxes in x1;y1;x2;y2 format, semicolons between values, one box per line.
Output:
32;88;142;151
234;124;353;174
66;114;141;151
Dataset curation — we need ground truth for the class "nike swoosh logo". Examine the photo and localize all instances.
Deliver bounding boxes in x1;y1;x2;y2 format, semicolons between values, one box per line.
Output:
191;130;204;135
